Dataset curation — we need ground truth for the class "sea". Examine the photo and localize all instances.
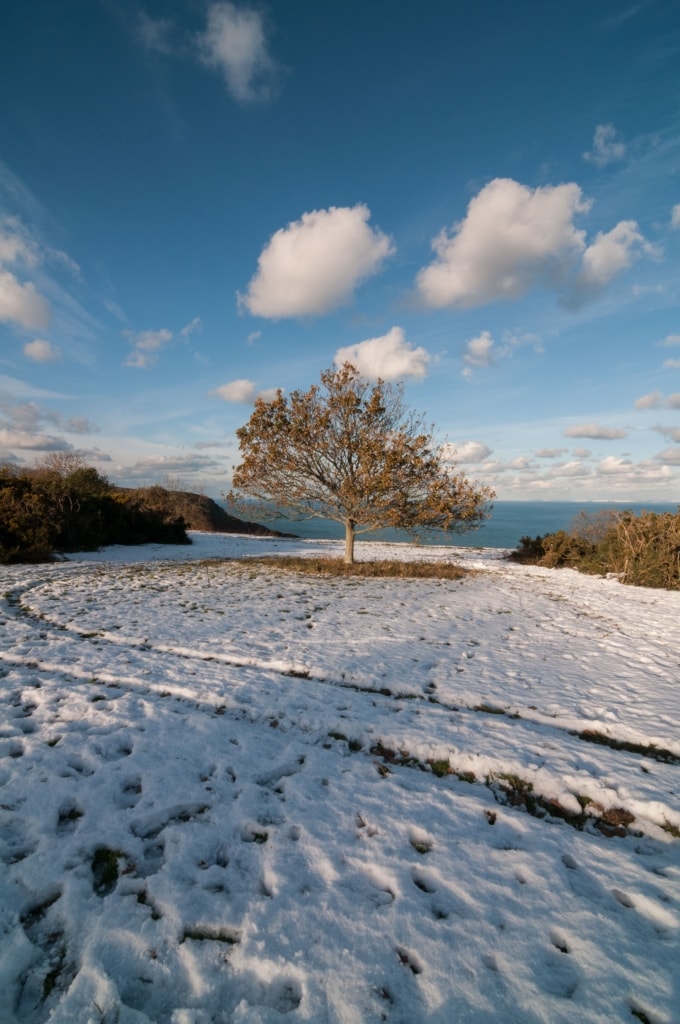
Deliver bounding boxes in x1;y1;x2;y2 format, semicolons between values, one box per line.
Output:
264;500;678;550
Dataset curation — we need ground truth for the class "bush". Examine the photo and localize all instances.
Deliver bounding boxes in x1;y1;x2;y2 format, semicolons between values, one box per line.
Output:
509;508;680;590
0;464;189;564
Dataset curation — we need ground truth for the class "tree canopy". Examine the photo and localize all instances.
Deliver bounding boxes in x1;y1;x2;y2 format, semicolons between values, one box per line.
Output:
228;363;494;563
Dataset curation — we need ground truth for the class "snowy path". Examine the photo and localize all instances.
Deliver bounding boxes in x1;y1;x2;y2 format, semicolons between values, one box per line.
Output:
0;534;678;1023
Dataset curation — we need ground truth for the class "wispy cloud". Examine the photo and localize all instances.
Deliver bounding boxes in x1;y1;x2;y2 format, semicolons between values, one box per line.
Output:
563;423;627;440
198;3;277;102
583;123;626;167
124;328;173;368
240;205;394;318
0;219;51;330
461;331;509;377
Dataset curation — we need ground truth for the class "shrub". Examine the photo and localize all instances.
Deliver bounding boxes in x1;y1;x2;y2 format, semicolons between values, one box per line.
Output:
509;508;680;590
0;464;189;564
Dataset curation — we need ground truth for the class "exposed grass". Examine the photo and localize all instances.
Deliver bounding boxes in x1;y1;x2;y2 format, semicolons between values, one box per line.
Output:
236;555;468;580
578;729;680;764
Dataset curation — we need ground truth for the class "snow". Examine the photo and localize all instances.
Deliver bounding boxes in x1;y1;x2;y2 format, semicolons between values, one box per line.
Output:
0;531;678;1024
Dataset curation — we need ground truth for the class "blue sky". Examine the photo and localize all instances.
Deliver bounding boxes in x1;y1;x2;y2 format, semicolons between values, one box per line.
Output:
1;0;679;501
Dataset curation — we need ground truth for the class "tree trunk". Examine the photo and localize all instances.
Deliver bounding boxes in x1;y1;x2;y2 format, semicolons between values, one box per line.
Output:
344;519;355;564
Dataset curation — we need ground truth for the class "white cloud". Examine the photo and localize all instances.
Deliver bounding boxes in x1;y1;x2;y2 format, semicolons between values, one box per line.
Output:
563;423;627;440
0;220;51;331
535;448;568;458
23;338;60;362
240;205;394;318
180;316;201;337
654;425;680;443
199;3;276;102
583;123;626;167
440;440;491;463
663;359;680;369
416;179;589;310
0;429;71;451
416;178;655;311
212;379;278;403
635;391;680;410
546;460;591;478
334;327;430;381
572;447;591;458
256;387;279;403
654;447;680;465
660;333;680;346
573;221;657;301
634;390;662;409
247;330;262;345
124;328;173;368
0;269;50;330
671;205;680;230
596;455;633;474
213;379;257;403
125;454;223;479
461;330;508;376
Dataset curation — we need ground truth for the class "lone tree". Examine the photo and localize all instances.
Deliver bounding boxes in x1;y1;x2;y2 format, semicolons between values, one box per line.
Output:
228;363;494;564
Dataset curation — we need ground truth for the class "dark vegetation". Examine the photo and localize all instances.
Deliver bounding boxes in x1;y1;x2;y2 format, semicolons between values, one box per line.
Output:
240;554;468;579
0;455;282;564
510;507;680;590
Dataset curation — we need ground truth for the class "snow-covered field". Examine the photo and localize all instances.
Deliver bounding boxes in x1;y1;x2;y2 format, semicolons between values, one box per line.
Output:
1;532;678;1024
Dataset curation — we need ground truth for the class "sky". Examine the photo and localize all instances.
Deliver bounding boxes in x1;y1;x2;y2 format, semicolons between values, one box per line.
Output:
0;0;679;502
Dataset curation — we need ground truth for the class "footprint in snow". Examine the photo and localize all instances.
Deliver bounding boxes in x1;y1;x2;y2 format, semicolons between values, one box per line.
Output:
114;776;142;809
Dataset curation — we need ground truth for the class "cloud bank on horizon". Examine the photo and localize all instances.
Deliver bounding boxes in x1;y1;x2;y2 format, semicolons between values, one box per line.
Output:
0;1;679;504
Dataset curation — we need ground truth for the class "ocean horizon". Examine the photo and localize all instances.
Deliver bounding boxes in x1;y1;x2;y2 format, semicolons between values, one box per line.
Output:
261;499;678;550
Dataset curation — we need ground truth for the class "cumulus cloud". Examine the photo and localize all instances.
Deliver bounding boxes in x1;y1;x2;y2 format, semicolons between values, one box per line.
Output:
440;440;492;463
583;123;626;167
334;327;430;381
199;2;276;102
671;205;680;230
212;379;279;403
664;359;680;369
597;455;633;474
573;221;656;301
124;328;173;368
213;379;257;403
535;448;568;458
0;270;50;330
563;423;627;440
660;333;680;347
239;205;394;318
572;447;591;458
635;391;680;410
416;179;589;309
23;338;60;362
416;177;654;311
